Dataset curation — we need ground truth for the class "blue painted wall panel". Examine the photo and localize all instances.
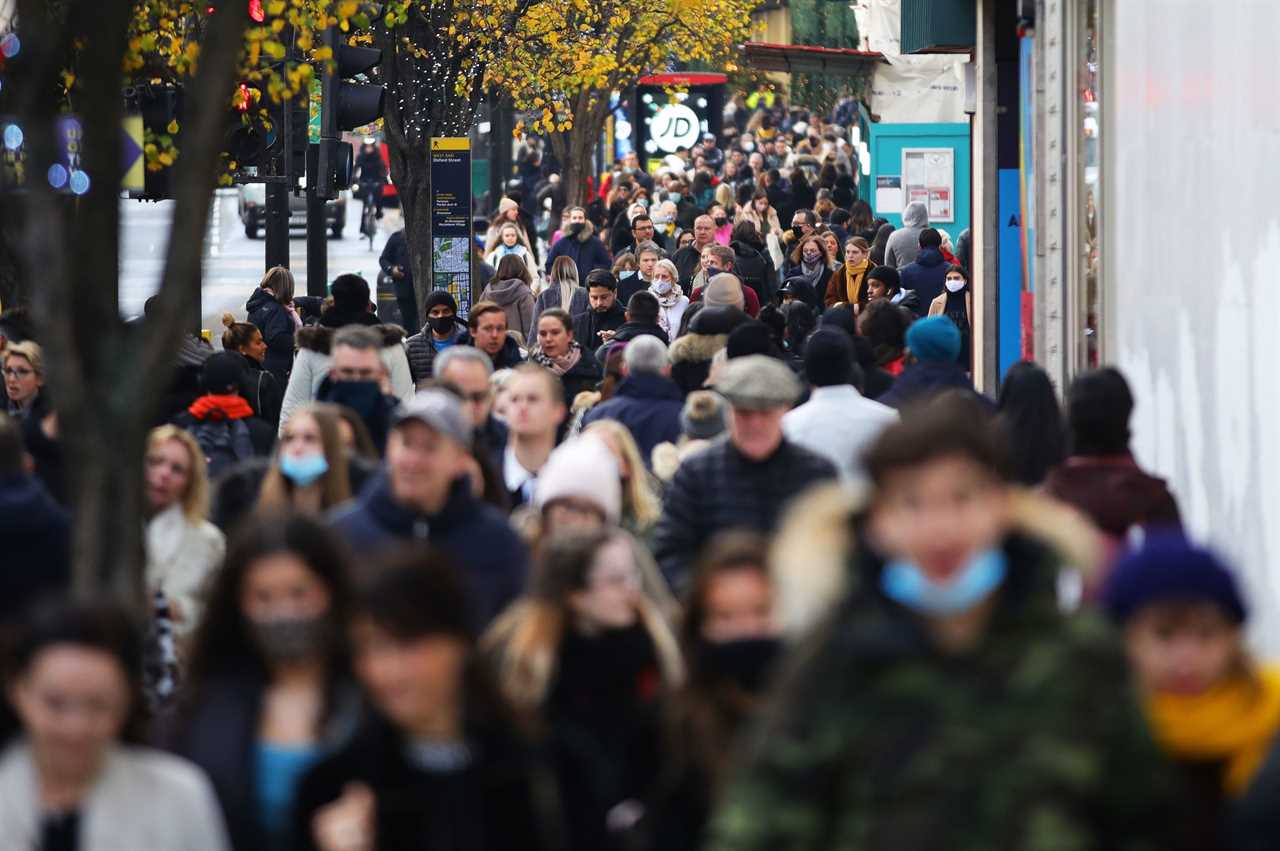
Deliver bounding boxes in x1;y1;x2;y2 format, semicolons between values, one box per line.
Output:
867;122;971;245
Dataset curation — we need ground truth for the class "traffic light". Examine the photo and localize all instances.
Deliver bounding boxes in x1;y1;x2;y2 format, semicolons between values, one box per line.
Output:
312;27;384;197
333;44;385;131
226;82;270;170
126;83;183;200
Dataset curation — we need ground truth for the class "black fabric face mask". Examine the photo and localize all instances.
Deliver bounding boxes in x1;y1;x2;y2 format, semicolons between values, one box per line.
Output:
325;380;383;418
694;637;782;694
428;315;456;335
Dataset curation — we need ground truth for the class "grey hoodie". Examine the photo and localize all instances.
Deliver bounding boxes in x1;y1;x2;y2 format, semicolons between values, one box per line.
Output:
479;277;536;344
885;201;930;270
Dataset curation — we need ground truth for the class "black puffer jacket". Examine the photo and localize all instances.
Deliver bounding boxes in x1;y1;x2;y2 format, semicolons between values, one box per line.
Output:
652;436;837;587
405;320;471;385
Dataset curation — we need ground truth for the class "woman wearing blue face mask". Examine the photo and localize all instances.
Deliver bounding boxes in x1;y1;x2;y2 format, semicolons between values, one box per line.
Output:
255;404;375;519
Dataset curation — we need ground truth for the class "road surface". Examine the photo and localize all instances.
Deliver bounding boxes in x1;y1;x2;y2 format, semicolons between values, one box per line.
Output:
119;189;399;343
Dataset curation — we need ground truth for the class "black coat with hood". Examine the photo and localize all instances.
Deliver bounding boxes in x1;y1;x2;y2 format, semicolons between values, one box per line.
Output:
545;221;612;279
246;288;297;379
899;246;949;316
668;306;749;397
730;238;778;305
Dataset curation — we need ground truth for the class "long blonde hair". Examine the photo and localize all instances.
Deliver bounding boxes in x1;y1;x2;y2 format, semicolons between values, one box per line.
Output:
583;420;662;533
549;256;579;312
482;529;683;712
255;404;353;516
147;426;210;522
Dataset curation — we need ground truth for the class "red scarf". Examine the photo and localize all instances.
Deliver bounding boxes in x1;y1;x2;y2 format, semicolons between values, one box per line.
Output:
188;394;255;421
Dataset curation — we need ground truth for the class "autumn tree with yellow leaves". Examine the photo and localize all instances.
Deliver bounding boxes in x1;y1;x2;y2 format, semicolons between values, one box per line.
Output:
491;0;755;206
0;0;346;600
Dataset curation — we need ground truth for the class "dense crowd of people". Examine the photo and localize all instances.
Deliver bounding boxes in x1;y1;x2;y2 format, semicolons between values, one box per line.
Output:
0;95;1271;851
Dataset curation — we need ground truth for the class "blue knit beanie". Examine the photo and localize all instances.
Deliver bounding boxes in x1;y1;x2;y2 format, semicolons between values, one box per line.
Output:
1103;534;1247;625
905;315;961;363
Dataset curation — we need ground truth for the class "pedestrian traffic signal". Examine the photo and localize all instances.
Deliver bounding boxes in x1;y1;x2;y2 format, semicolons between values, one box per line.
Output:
333;45;385;131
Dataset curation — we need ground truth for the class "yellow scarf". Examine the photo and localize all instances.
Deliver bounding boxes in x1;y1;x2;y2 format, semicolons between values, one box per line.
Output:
844;259;871;305
1146;667;1280;796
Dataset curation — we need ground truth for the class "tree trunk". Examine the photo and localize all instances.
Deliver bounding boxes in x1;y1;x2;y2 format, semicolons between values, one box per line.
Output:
377;23;485;318
552;90;612;209
11;0;250;606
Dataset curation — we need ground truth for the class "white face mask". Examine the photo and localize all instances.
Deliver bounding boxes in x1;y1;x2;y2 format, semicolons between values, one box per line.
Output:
945;278;967;293
654;279;673;295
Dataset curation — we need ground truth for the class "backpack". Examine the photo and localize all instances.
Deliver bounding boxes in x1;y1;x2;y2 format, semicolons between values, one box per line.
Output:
189;418;254;479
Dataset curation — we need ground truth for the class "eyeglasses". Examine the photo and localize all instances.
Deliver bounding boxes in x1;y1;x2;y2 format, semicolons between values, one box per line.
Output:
2;367;34;379
445;384;490;405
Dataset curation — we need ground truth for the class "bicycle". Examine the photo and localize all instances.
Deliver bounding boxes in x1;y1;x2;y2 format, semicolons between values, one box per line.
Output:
357;181;381;250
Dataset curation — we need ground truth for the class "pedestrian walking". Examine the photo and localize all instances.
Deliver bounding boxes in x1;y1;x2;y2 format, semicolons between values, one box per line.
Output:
705;395;1190;851
782;328;898;491
1105;535;1280;849
328;390;529;629
482;528;682;851
996;361;1067;487
165;514;359;851
479;255;537;346
883;201;929;269
899;228;950;316
295;550;560;851
532;309;603;405
1044;367;1183;579
405;290;471;388
533;256;590;329
649;259;690;339
652;354;837;587
646;532;779;851
0;413;70;625
0;601;231;850
877;316;987;411
927;263;974;365
143;426;226;637
222;313;283;428
246;266;301;381
468;301;527;370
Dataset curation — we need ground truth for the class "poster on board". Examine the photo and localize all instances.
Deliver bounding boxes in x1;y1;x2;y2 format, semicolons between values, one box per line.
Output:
901;148;955;223
875;175;903;215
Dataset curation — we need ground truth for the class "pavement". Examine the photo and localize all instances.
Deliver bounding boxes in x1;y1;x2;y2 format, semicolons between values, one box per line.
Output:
119;188;399;344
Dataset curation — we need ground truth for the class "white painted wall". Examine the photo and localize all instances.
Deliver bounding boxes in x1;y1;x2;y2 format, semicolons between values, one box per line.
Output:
1109;0;1280;649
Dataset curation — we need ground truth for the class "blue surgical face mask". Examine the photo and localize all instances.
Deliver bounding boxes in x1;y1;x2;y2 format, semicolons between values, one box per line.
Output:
880;548;1007;615
280;452;330;487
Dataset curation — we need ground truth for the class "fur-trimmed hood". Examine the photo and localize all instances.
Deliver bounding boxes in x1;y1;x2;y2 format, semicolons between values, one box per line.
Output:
565;220;596;242
668;332;728;365
769;485;1104;641
295;323;407;354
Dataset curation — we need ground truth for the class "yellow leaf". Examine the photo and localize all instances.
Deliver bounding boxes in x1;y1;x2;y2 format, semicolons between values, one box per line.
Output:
166;119;179;134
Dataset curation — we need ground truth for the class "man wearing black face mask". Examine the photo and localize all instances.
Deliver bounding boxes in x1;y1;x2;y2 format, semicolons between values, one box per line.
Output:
316;326;401;454
545;205;613;280
405;290;471;388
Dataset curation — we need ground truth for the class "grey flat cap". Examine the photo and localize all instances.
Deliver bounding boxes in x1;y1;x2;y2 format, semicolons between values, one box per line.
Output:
714;354;802;410
393;389;472;448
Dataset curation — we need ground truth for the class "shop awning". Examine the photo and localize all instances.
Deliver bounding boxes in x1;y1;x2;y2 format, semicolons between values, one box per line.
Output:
741;42;886;75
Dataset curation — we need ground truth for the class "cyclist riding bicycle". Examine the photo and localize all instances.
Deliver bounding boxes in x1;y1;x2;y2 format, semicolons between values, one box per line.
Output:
354;137;387;219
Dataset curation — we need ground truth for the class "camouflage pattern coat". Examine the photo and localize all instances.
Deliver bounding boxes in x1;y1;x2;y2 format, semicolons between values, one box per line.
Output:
704;532;1192;851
